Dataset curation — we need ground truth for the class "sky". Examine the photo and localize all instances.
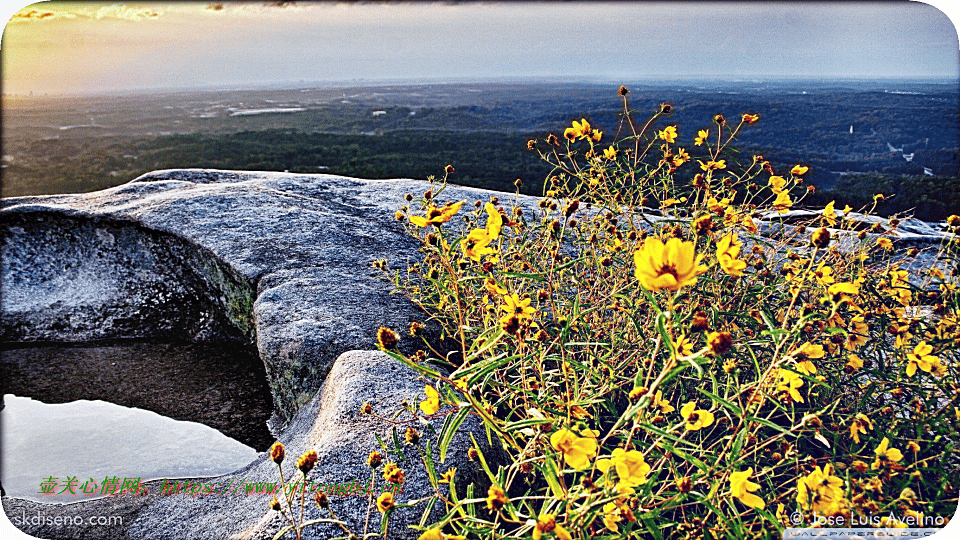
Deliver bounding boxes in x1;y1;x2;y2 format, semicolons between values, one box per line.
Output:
1;1;958;96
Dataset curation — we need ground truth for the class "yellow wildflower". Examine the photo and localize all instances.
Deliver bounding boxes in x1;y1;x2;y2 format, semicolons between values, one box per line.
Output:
550;428;598;470
502;293;536;320
532;514;572;540
776;369;804;403
564;118;592;141
699;159;726;171
409;201;465;228
485;485;509;511
823;200;838;226
659;125;678;143
596;448;651;488
653;390;675;414
680;402;714;431
849;413;872;443
484;278;507;296
602;502;622;532
376;492;395;512
634;237;706;292
420;385;440;415
603;146;618;160
461;228;496;262
791;165;809;175
872;437;904;470
730;468;765;509
906;341;940;377
716;232;747;276
695;129;709;146
769;176;786;193
773;190;793;213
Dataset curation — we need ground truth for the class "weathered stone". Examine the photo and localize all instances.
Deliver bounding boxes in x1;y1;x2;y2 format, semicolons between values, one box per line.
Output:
3;351;497;540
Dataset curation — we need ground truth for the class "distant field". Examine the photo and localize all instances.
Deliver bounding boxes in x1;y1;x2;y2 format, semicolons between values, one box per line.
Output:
3;80;958;219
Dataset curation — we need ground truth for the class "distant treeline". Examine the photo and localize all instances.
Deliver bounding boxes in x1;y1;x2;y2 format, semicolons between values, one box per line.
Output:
4;128;957;221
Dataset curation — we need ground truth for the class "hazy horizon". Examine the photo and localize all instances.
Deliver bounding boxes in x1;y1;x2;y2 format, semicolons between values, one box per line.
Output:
3;2;958;97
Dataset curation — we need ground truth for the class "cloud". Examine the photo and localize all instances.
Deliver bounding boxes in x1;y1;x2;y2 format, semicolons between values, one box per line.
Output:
10;3;163;24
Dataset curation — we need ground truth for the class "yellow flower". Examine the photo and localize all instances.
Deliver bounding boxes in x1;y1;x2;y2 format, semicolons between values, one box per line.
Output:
741;215;759;234
849;413;872;443
484;278;507;296
730;468;765;509
768;175;786;193
797;464;845;515
775;369;804;403
596;448;651;488
827;282;859;306
823;200;838;226
484;202;503;238
590;129;602;142
633;237;706;292
419;530;465;540
653;390;675;414
460;228;496;262
602;502;622;532
876;237;893;250
383;462;405;484
773;190;793;213
680;401;714;431
376;492;395;512
563;118;592;141
872;437;904;470
485;485;510;511
603;146;618;160
420;385;440;415
409;201;465;227
906;341;940;377
791;165;809;175
742;113;760;124
846;354;864;371
695;129;709;146
699;159;726;171
550;428;598;470
532;514;572;540
716;232;746;276
672;147;690;167
659;125;678;143
501;293;536;320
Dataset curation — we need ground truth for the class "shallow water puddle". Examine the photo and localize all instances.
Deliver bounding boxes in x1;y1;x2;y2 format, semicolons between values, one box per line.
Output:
0;341;275;502
1;394;257;502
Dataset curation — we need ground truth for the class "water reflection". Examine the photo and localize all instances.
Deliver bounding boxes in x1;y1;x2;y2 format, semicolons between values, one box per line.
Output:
1;394;257;502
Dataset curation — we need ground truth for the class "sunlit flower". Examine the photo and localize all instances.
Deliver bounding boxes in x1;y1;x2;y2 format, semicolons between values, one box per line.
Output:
827;282;859;307
634;237;706;292
484;202;503;238
876;237;893;250
420;385;440;415
823;200;838;226
383;462;405;484
849;413;872;443
776;369;804;403
602;502;622;532
699;159;726;171
485;485;510;511
846;354;864;372
716;232;746;276
652;390;675;414
906;341;940;377
768;176;786;193
532;514;572;540
596;448;651;488
461;228;496;262
502;293;536;320
409;201;465;227
695;129;709;146
707;331;733;355
659;125;678;143
730;468;765;509
564;118;592;141
680;401;714;431
872;437;904;469
773;191;793;213
791;165;809;176
484;278;507;296
550;428;598;470
376;492;395;512
797;464;845;516
270;442;285;464
603;146;618;160
377;326;400;349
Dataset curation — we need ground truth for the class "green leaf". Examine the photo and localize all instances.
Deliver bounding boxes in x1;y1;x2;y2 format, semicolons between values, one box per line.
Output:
696;387;743;416
439;407;471;463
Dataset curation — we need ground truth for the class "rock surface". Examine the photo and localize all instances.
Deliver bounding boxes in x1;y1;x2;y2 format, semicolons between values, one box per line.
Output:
3;350;498;540
2;169;952;539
